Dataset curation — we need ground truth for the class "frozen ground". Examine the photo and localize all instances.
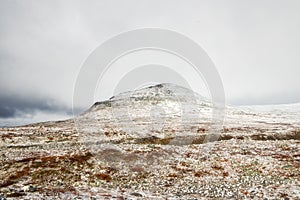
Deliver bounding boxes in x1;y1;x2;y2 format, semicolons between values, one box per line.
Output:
0;84;299;199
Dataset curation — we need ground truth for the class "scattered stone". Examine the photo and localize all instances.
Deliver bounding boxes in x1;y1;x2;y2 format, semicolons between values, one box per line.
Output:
130;192;143;197
94;173;112;182
0;188;9;194
0;84;299;199
0;195;7;200
23;185;36;192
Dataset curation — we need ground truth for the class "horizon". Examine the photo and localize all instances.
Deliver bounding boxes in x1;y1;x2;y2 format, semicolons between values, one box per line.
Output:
1;82;299;127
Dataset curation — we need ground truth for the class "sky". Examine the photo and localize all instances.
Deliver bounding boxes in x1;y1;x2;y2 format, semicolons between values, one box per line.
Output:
0;0;300;126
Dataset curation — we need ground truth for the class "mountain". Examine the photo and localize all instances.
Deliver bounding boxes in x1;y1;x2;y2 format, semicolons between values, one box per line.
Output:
76;83;299;147
76;83;215;146
0;84;299;199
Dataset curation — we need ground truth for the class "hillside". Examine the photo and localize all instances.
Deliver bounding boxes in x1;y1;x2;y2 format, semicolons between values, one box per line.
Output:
0;84;299;199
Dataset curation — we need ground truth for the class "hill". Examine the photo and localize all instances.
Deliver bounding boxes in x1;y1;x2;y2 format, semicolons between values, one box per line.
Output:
0;84;299;199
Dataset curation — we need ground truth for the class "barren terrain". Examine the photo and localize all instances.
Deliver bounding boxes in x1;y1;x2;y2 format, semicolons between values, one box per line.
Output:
0;84;299;199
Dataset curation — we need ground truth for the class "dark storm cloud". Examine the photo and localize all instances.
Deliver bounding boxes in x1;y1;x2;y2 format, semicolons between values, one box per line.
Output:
0;94;72;118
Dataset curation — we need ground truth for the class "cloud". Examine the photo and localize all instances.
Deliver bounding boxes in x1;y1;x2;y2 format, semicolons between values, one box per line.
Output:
0;110;72;127
0;93;72;119
0;0;300;126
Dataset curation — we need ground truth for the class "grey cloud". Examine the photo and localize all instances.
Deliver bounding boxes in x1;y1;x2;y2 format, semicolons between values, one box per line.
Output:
0;0;300;125
0;94;72;119
231;92;300;106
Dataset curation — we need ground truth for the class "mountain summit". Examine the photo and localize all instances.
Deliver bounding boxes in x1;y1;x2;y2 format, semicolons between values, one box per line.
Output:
76;83;214;145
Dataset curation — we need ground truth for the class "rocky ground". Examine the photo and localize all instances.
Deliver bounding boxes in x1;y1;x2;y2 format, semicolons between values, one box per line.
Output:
0;84;299;199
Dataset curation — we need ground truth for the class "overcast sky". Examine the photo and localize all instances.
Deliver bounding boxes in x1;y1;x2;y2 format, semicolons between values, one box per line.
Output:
0;0;300;126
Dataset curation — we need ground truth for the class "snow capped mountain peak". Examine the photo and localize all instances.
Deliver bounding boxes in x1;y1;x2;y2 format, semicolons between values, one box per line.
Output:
94;83;210;107
77;83;214;140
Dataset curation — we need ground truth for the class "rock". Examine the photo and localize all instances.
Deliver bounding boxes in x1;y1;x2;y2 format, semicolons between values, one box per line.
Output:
0;188;9;193
0;195;7;200
23;185;36;192
130;192;143;197
94;173;112;182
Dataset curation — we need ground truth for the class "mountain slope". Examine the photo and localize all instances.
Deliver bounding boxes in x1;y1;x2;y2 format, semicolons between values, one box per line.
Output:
0;84;299;199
